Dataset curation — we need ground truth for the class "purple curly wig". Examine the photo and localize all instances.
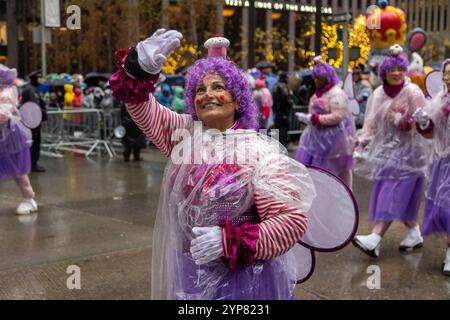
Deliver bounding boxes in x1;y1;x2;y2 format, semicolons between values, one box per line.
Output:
312;62;340;86
0;64;16;87
442;59;450;72
378;55;408;81
184;57;259;130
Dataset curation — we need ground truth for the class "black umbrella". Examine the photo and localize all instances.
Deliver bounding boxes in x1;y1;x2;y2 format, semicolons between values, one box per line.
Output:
84;72;111;87
256;61;275;70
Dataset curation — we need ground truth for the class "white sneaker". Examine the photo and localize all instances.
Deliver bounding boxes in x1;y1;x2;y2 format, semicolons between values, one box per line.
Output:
15;198;38;215
399;225;423;252
443;248;450;276
352;233;382;258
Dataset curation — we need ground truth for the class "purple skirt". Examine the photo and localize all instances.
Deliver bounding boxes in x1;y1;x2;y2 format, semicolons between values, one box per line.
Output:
175;253;292;300
0;122;31;180
295;149;354;176
421;155;450;236
295;118;354;175
368;176;424;223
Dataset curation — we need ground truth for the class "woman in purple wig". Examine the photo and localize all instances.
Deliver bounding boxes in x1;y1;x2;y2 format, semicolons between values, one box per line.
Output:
294;56;355;189
352;45;429;258
412;58;450;275
109;30;318;299
0;64;38;215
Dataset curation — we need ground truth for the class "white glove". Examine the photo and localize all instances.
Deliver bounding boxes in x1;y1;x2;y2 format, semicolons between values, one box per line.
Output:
295;112;312;124
393;112;403;127
190;226;223;265
136;28;183;75
412;108;430;128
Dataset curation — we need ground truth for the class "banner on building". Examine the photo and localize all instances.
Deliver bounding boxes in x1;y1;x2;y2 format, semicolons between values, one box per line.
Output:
44;0;61;28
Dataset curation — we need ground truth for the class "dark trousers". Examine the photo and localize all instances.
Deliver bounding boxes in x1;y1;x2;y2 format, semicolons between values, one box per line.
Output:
123;145;142;161
274;115;290;147
31;126;41;166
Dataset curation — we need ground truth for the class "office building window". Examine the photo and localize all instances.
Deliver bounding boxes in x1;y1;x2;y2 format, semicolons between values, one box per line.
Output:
445;8;448;31
0;21;7;46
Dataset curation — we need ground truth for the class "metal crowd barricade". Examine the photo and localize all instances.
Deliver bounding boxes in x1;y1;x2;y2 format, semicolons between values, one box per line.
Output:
288;104;308;136
41;107;122;158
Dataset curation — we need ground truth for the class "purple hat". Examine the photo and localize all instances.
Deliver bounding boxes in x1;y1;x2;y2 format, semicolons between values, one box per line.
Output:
311;56;340;86
378;44;409;81
442;59;450;72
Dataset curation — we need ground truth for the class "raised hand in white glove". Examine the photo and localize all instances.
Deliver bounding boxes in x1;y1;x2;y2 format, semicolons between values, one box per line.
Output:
295;112;312;124
190;226;223;265
412;108;430;128
136;28;183;75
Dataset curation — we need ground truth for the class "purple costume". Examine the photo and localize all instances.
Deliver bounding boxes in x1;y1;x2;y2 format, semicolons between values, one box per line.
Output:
0;68;32;181
355;81;429;222
420;86;450;236
110;41;358;300
295;84;355;176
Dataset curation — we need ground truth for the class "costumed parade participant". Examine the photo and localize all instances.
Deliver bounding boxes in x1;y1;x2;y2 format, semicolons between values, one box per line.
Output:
352;45;429;258
294;57;355;189
412;59;450;275
110;29;358;300
0;64;38;215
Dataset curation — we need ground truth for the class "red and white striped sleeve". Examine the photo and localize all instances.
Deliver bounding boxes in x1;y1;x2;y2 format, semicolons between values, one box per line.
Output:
126;95;192;157
253;157;308;260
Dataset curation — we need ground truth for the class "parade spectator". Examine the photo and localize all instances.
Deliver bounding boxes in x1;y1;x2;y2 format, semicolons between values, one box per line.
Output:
271;71;293;147
21;71;47;173
171;86;185;114
353;64;373;128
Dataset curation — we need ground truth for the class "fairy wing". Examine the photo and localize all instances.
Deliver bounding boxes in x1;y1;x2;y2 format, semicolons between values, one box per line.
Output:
299;165;359;252
425;70;444;99
343;72;360;116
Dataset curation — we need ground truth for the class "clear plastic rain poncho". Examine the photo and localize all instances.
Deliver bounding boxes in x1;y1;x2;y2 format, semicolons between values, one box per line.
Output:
354;82;430;180
151;127;358;300
297;85;355;174
426;90;450;158
0;86;32;154
422;89;450;213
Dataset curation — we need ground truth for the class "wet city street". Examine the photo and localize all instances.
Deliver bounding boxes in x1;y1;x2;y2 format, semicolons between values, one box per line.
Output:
1;147;450;300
